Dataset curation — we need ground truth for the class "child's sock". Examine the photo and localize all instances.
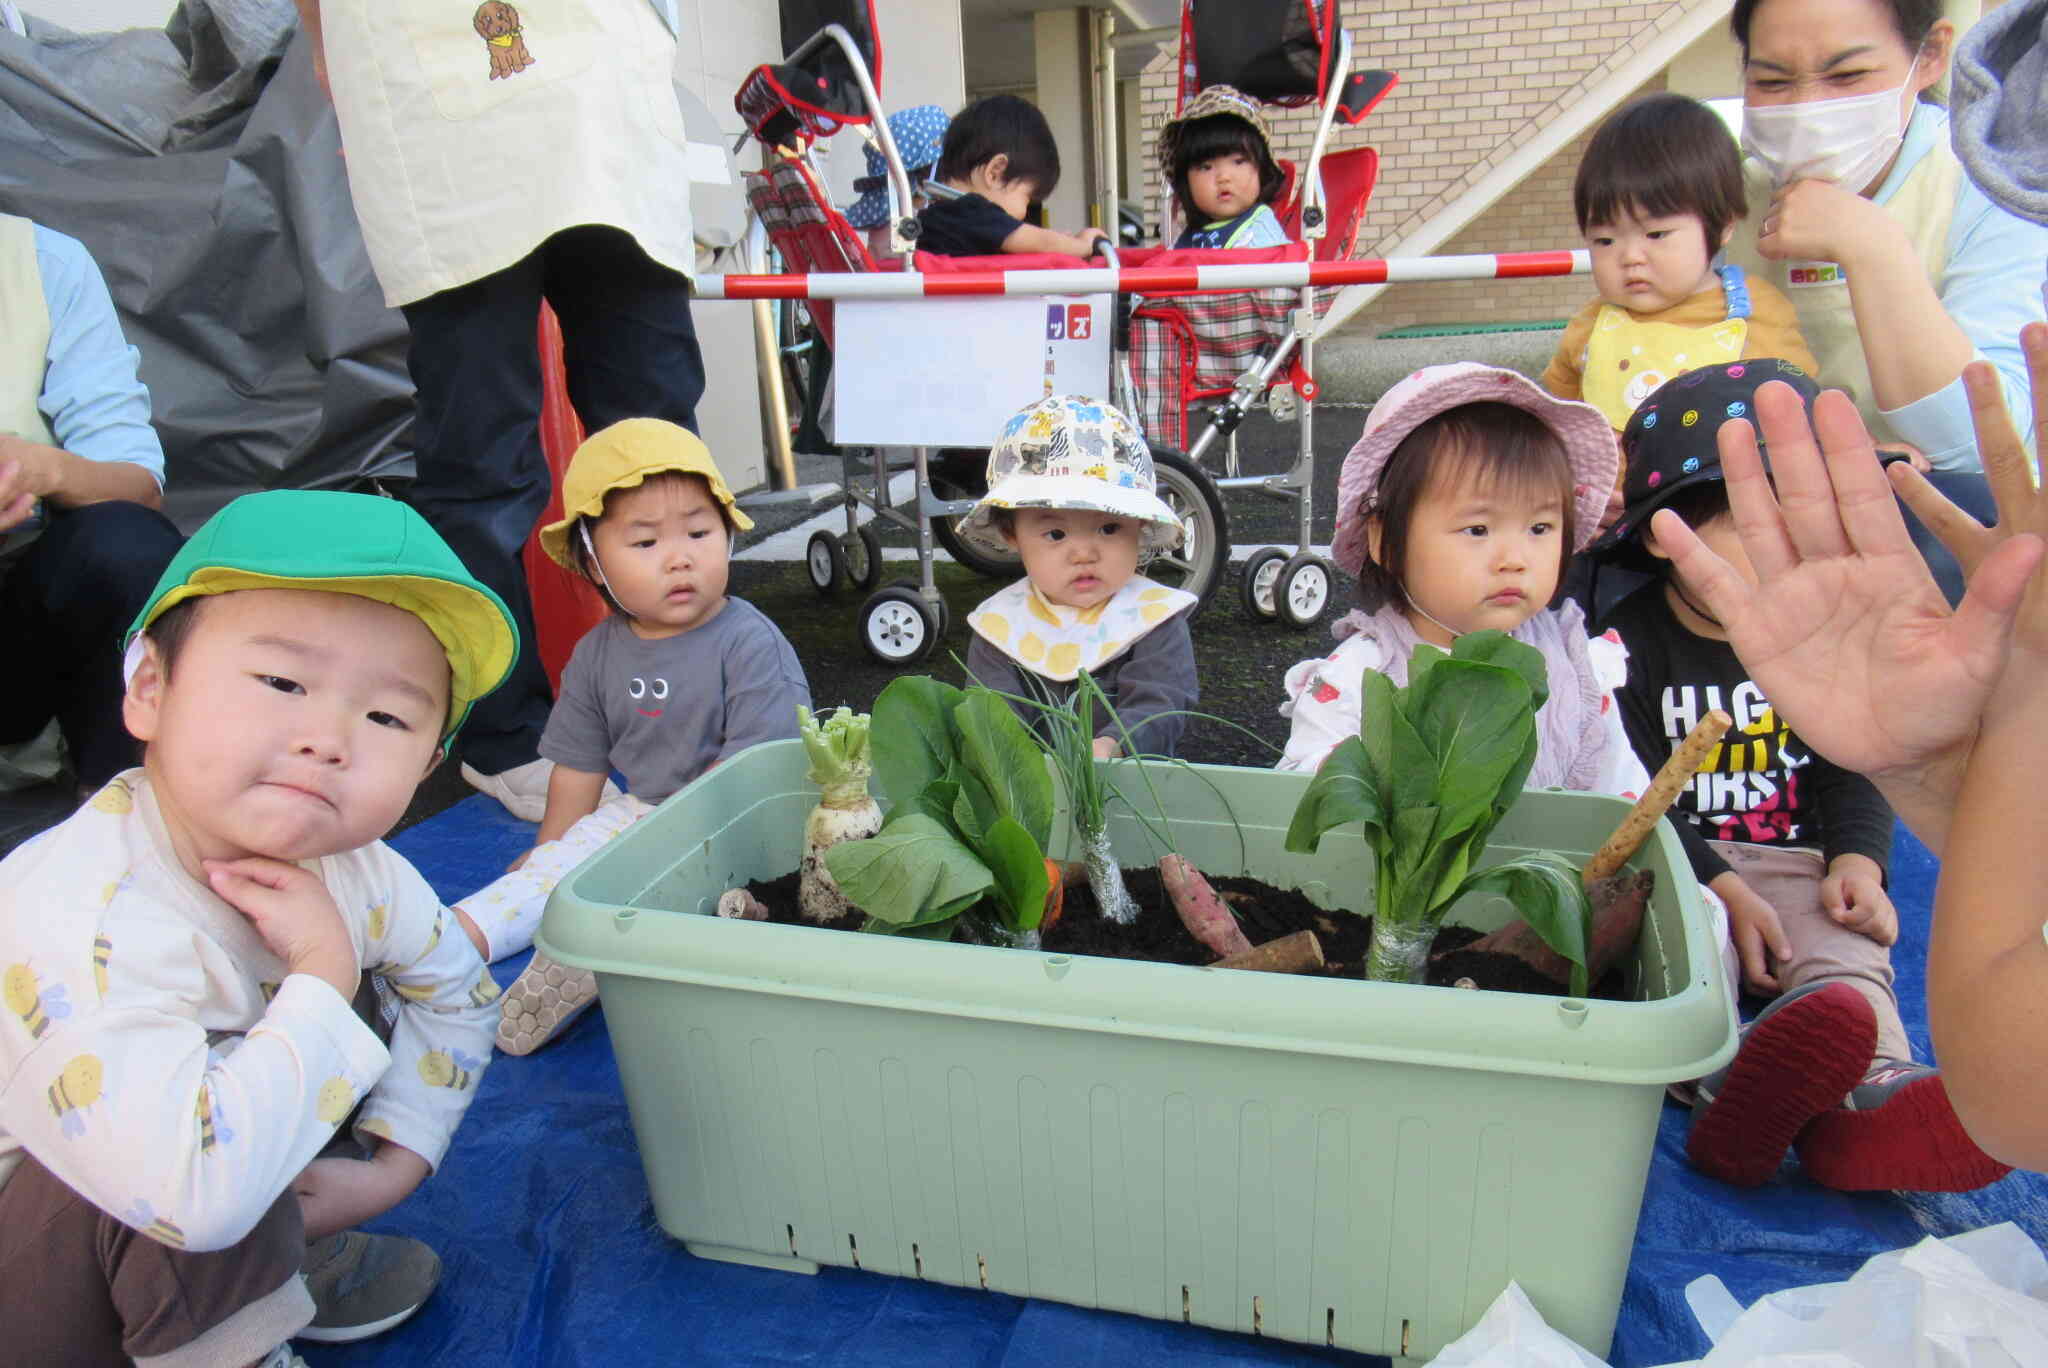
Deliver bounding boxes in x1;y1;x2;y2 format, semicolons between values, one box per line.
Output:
1794;1060;2014;1192
1686;980;1877;1187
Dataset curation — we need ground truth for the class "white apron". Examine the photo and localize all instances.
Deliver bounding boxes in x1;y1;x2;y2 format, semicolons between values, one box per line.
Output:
318;0;697;307
1727;140;1961;447
0;215;56;447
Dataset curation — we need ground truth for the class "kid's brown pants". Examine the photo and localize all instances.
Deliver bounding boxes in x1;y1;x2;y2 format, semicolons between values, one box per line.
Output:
0;1154;312;1366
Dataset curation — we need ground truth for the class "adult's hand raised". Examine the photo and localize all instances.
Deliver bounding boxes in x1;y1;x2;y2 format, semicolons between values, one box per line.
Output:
1647;328;2048;850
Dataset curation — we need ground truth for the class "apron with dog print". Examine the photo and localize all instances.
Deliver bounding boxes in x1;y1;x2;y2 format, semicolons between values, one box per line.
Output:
317;0;696;306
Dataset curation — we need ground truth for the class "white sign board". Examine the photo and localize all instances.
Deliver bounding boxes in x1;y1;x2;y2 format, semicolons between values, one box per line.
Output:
831;294;1115;447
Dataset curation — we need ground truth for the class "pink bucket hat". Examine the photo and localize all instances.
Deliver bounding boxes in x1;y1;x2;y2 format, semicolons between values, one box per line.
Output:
1329;363;1618;578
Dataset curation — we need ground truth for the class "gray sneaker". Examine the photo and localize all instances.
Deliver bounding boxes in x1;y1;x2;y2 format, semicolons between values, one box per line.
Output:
299;1230;442;1344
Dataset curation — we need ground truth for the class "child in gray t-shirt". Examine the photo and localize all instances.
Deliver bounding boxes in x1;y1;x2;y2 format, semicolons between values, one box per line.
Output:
451;419;809;1055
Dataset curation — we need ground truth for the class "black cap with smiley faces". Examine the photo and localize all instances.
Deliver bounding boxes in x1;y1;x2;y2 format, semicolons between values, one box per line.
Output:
1590;356;1823;562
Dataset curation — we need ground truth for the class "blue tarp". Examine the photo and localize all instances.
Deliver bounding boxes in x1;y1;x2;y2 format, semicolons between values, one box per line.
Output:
307;798;2047;1367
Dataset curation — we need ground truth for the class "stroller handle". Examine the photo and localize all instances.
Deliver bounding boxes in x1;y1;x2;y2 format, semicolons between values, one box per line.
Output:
692;249;1590;300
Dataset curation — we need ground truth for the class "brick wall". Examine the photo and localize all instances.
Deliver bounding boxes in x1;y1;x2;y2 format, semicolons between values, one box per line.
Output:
1136;1;1707;335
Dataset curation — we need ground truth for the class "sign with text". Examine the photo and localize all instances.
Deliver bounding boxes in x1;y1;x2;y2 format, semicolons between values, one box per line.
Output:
834;294;1114;447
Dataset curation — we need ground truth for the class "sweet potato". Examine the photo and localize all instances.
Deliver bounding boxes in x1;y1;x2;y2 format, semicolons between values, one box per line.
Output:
1213;930;1324;975
1161;854;1252;959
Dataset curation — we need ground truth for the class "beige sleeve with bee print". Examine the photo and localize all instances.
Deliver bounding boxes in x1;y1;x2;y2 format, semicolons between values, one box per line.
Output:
335;842;500;1173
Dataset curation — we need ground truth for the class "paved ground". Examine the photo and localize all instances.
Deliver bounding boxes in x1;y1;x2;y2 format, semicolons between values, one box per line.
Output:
0;406;1371;856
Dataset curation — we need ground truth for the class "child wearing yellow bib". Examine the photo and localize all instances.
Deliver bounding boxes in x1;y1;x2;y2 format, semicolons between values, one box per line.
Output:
1543;95;1819;469
961;395;1199;759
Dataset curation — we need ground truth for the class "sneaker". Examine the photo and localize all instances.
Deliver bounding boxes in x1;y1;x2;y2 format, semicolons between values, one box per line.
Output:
461;758;622;823
496;950;598;1056
460;757;554;823
1685;981;1877;1187
1795;1060;2014;1192
298;1230;442;1344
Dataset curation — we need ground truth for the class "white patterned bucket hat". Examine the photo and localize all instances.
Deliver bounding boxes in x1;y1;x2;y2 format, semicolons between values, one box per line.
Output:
956;396;1186;559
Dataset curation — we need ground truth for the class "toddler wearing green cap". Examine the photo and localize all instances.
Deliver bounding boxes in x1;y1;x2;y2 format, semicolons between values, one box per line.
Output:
0;489;517;1365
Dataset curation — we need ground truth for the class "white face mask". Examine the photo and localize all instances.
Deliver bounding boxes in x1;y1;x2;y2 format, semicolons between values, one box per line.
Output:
1742;79;1912;192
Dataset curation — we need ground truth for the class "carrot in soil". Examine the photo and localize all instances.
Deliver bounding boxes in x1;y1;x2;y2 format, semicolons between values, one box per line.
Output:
1161;854;1252;959
1040;858;1066;934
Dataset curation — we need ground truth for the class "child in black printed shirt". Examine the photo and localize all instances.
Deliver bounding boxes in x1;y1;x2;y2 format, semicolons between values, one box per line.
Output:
1589;359;2007;1194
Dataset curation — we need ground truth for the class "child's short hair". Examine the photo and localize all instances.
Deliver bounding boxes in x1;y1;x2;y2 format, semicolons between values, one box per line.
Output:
1355;403;1577;613
1573;93;1746;247
934;94;1060;201
1165;113;1284;225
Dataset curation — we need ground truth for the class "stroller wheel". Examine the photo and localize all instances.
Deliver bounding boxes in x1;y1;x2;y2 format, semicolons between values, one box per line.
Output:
860;584;941;665
1143;444;1229;615
1240;546;1287;620
844;525;885;593
1276;553;1334;630
806;530;844;594
928;459;1018;579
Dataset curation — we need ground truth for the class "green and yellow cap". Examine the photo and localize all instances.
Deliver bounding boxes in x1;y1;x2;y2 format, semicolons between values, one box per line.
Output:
127;490;518;741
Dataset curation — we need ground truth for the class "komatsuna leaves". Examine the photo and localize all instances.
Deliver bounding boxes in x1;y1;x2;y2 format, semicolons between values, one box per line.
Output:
979;815;1051;933
1284;735;1386;855
1452;630;1551;713
1407;658;1538;836
952;690;1055;848
823;813;993;927
895;778;960;832
871;676;966;807
1459;852;1592;996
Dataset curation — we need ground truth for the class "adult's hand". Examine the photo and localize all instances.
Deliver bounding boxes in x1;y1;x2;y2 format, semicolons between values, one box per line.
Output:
1888;323;2048;659
1754;178;1906;269
1649;359;2045;849
0;435;63;532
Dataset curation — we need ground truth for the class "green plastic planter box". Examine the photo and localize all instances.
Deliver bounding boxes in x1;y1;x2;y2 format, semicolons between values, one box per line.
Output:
539;739;1735;1362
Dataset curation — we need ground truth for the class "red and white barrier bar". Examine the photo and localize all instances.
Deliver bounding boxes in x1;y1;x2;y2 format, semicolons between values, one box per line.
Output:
694;249;1590;300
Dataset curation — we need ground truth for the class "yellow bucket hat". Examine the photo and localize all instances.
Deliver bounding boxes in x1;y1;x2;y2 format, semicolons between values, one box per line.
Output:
538;418;753;571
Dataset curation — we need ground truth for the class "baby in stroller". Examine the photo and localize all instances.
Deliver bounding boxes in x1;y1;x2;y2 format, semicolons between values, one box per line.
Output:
1160;86;1291;249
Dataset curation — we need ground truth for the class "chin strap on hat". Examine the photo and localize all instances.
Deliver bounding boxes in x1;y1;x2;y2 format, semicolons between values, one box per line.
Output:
579;521;639;621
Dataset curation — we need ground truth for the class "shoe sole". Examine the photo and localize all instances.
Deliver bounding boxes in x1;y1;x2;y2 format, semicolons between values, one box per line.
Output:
496;955;598;1056
1797;1074;2015;1192
1687;985;1877;1187
297;1299;432;1344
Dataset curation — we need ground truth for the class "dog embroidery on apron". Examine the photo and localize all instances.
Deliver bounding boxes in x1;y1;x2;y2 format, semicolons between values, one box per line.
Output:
475;3;535;79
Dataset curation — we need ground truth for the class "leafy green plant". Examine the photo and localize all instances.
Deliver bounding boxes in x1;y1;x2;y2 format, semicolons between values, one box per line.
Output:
994;668;1263;928
822;677;1054;944
1283;631;1594;993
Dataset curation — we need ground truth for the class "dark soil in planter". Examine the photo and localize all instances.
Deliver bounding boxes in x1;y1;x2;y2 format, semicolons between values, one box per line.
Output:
743;867;1625;1000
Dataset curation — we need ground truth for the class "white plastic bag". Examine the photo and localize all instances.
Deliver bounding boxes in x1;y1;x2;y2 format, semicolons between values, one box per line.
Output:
1670;1222;2048;1367
1423;1281;1611;1367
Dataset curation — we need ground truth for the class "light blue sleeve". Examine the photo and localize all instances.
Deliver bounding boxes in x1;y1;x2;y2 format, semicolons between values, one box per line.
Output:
1882;178;2048;469
34;225;165;486
1238;204;1291;249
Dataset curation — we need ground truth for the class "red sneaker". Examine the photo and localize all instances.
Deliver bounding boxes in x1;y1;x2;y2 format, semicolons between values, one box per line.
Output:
1686;981;1878;1187
1796;1061;2013;1192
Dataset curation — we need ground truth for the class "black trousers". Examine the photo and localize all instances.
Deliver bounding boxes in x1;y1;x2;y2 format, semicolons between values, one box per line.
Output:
0;500;183;786
400;225;706;774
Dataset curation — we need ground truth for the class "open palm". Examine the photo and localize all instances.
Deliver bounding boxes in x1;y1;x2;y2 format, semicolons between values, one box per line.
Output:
1653;357;2045;790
